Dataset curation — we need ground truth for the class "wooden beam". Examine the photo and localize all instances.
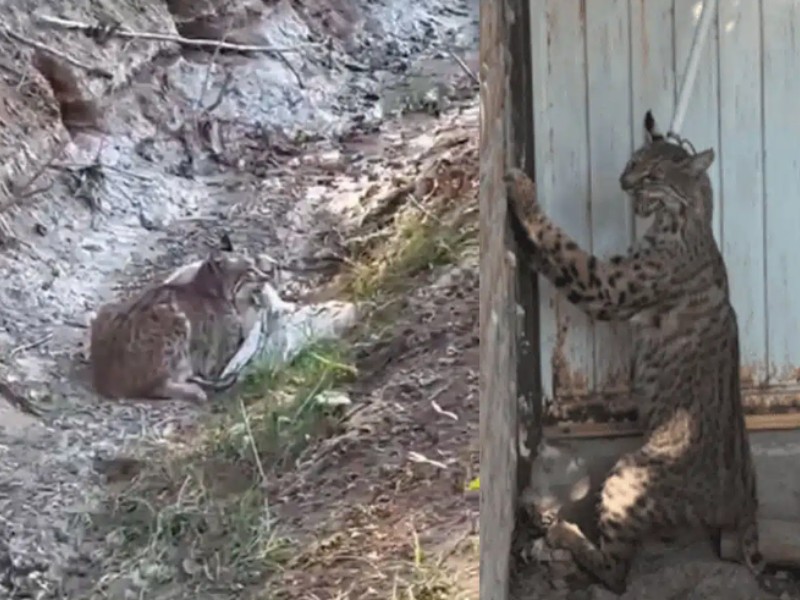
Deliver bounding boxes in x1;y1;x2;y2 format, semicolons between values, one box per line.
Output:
544;413;800;441
479;0;540;596
478;1;516;596
508;0;543;495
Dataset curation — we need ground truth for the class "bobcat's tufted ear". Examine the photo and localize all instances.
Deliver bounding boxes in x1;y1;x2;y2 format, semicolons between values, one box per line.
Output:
644;110;664;143
682;148;715;176
219;232;234;252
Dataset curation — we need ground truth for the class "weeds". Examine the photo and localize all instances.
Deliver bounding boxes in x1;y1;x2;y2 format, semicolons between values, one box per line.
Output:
92;342;356;597
95;455;290;595
344;213;456;299
92;123;479;599
387;530;479;600
208;341;357;471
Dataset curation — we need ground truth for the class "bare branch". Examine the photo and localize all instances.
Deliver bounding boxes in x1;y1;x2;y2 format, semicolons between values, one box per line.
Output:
34;14;323;55
4;138;70;206
447;48;478;86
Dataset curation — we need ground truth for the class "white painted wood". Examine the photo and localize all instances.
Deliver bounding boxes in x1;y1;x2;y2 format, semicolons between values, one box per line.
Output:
585;0;633;394
717;0;768;387
762;0;800;386
529;0;595;400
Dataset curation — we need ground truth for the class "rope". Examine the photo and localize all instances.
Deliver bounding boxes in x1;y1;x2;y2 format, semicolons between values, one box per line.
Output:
668;0;719;138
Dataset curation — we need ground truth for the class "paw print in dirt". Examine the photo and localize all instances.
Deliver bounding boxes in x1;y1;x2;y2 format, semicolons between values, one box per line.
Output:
504;168;539;225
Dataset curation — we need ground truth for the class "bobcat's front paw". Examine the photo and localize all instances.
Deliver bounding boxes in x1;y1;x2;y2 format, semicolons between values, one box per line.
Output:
545;519;583;551
504;168;539;224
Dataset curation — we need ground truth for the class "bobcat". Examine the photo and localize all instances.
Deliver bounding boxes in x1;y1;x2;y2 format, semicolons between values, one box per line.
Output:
506;112;762;594
90;249;271;402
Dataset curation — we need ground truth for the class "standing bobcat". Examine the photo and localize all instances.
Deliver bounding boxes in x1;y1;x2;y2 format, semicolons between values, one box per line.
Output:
506;112;762;593
90;250;271;402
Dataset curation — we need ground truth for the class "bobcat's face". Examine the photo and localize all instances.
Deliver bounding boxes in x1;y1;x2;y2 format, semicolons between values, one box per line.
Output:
210;251;272;298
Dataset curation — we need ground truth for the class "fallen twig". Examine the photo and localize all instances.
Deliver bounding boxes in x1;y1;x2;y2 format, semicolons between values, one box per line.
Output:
9;332;53;358
34;14;323;55
201;72;233;115
407;451;449;470
446;49;478;86
5;138;70;205
406;190;442;224
194;21;231;113
0;24;112;79
431;399;458;421
50;162;153;182
273;51;304;89
0;381;40;417
0;214;15;246
62;319;89;329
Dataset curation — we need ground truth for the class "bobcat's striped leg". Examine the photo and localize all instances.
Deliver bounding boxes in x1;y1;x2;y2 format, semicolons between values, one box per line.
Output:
546;519;631;595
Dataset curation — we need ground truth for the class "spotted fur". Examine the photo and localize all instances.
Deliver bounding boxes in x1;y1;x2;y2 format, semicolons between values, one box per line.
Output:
90;250;271;402
506;112;762;594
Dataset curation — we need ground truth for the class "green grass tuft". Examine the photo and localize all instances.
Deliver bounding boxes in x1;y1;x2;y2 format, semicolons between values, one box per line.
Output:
207;341;357;472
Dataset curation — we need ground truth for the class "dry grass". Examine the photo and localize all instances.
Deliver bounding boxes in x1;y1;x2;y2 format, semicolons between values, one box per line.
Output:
390;531;479;600
341;207;476;303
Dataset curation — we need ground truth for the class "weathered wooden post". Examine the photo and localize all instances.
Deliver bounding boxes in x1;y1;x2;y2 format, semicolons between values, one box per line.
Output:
479;0;540;598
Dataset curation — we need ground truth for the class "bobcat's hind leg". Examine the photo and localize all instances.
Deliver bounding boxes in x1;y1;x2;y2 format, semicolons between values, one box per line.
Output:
547;453;683;594
148;338;208;402
546;518;631;595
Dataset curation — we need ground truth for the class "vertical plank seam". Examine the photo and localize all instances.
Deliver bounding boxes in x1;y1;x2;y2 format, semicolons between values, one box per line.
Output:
531;0;555;405
672;0;678;107
758;0;769;383
626;0;636;385
581;0;597;388
714;4;724;249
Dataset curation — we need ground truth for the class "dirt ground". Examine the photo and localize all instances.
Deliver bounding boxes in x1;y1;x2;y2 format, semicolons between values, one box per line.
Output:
0;0;479;598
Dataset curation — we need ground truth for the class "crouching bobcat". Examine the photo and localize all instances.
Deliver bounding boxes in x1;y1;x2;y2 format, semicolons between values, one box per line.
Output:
90;250;271;402
506;112;763;594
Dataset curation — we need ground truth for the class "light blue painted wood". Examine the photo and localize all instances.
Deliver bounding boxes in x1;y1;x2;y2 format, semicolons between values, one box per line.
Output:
717;0;767;387
529;0;595;402
528;0;555;401
586;0;634;394
629;0;677;237
529;0;800;407
674;0;722;243
762;0;800;385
